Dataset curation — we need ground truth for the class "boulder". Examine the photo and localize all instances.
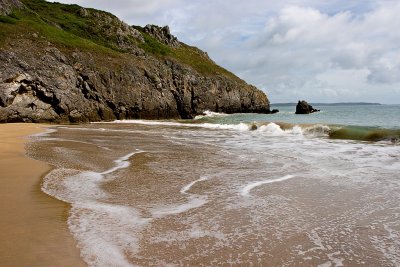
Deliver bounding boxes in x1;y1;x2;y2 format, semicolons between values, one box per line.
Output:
295;100;320;114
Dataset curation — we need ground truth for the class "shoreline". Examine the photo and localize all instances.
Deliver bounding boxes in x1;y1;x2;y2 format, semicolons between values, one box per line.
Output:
0;123;86;267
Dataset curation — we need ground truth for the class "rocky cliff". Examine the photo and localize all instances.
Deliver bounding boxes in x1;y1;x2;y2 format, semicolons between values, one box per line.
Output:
0;0;271;123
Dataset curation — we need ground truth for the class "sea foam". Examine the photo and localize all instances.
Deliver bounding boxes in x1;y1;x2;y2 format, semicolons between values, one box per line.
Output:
194;110;228;120
241;175;295;197
41;150;147;267
151;196;208;218
151;175;210;218
180;175;209;194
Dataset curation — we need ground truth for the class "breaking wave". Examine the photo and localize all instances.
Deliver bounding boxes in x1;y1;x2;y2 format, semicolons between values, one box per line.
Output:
194;110;228;120
108;119;400;143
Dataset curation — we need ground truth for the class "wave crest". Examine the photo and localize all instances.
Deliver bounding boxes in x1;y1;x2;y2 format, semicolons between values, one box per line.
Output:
194;110;228;120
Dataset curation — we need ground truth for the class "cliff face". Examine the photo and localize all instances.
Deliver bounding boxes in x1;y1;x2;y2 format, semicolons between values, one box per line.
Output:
0;0;270;122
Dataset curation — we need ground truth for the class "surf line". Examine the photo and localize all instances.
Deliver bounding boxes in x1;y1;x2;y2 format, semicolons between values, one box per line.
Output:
101;149;144;175
151;175;209;218
180;175;209;194
240;175;295;197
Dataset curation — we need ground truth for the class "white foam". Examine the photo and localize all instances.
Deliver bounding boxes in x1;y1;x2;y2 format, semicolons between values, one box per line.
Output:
29;127;58;137
291;125;304;135
69;203;150;267
240;175;295;196
42;150;144;203
101;150;141;175
41;150;146;266
200;122;249;131
111;119;251;131
194;110;228;120
150;176;211;218
370;223;400;266
180;176;209;194
112;119;185;127
258;123;285;135
151;196;208;218
40;137;112;151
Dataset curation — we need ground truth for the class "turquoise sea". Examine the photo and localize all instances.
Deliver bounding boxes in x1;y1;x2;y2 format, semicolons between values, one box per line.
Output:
192;104;400;142
262;104;399;129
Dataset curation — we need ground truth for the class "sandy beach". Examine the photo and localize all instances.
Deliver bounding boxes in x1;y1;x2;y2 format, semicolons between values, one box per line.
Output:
0;124;85;267
24;121;399;266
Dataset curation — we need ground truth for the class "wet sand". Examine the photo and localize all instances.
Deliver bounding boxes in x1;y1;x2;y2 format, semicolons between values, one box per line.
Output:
0;123;86;267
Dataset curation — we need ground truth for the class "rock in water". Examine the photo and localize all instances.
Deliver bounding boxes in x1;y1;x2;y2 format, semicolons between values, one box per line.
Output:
295;100;320;114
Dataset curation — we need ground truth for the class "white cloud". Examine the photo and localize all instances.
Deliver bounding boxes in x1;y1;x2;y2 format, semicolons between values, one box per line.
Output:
47;0;400;104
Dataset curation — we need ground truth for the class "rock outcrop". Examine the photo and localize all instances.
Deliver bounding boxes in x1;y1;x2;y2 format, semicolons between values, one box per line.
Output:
295;100;320;114
0;0;272;123
144;25;180;48
0;0;23;15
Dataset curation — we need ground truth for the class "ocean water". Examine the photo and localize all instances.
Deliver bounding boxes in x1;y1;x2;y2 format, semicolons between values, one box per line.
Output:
27;104;400;266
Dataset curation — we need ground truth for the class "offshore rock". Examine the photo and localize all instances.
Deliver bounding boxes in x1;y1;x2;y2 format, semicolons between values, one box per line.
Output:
295;100;320;114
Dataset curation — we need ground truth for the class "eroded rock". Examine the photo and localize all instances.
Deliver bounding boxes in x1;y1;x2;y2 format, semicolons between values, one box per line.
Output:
295;100;320;114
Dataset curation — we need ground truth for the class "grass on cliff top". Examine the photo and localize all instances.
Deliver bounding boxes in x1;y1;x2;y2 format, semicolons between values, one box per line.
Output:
173;44;238;80
135;27;239;80
0;5;121;58
20;0;124;51
0;0;241;80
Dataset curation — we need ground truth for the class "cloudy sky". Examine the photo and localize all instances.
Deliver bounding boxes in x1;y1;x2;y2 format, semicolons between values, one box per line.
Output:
50;0;400;104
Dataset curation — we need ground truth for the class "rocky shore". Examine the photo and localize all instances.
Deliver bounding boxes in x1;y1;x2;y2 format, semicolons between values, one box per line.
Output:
0;0;271;123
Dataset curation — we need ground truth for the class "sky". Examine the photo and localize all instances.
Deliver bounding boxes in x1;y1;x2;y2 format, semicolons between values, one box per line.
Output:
49;0;400;104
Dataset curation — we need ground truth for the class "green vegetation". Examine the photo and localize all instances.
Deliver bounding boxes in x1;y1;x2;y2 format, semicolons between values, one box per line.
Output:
20;0;126;51
139;32;172;56
0;15;18;24
174;44;237;79
133;26;238;79
0;0;240;78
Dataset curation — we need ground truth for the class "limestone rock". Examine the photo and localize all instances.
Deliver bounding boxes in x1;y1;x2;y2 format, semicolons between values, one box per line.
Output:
0;0;23;15
144;25;180;48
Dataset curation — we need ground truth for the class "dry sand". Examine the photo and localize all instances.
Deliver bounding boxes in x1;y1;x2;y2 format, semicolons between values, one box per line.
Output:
0;123;86;267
